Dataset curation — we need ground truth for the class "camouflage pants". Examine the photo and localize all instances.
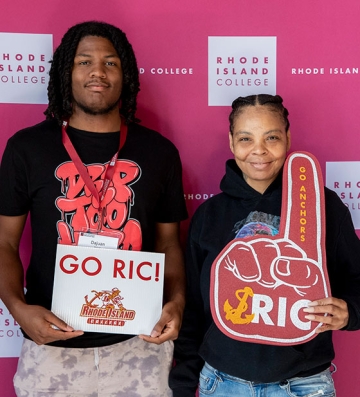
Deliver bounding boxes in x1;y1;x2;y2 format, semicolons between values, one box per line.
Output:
14;337;174;397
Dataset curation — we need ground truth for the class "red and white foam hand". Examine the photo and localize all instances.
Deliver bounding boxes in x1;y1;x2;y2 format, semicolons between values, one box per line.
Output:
210;152;331;345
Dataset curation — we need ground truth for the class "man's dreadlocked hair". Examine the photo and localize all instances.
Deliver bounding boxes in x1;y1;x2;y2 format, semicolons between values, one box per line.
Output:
44;21;140;125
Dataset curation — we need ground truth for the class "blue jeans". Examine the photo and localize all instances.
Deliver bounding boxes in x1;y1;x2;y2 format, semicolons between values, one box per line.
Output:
199;362;336;397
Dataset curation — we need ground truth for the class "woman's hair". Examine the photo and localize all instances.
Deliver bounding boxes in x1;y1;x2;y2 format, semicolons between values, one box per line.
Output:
229;94;290;134
44;21;140;125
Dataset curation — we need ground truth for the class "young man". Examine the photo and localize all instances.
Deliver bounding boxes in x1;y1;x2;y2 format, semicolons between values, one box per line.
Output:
0;21;187;396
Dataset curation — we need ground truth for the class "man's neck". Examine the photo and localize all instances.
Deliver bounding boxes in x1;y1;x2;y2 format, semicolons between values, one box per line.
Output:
68;111;121;133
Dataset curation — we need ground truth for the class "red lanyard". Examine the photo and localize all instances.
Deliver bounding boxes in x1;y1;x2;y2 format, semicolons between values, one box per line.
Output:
62;118;128;221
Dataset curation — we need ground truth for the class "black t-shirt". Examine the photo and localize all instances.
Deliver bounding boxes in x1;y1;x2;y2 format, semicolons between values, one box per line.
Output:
0;119;188;348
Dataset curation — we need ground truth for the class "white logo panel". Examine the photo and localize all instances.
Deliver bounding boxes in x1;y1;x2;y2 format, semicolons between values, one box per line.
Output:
208;36;276;106
0;33;53;104
0;300;23;357
326;162;360;229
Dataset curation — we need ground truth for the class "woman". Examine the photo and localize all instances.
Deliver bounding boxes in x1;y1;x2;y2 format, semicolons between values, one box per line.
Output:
169;94;360;396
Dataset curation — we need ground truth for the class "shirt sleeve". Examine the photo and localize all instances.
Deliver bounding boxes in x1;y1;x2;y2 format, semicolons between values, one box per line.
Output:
169;213;205;397
154;147;188;223
0;137;30;216
325;188;360;330
333;210;360;330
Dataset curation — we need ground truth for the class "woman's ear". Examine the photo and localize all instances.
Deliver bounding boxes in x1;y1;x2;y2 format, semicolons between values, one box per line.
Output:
286;129;291;151
229;131;235;154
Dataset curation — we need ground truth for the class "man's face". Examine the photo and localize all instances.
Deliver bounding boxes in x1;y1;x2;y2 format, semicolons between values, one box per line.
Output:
71;35;123;116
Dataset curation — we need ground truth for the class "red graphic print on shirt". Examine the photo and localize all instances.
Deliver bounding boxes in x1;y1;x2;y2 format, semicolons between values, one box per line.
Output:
55;159;142;250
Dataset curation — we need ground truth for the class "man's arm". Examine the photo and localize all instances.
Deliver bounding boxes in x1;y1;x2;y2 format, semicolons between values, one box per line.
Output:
139;222;185;344
0;214;83;345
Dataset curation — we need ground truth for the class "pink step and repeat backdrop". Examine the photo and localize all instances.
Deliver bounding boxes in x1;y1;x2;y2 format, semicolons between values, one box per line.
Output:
1;0;360;395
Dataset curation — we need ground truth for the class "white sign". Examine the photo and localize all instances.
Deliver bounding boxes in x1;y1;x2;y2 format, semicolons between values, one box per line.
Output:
52;245;165;335
208;36;277;106
326;161;360;229
0;32;53;104
0;300;23;357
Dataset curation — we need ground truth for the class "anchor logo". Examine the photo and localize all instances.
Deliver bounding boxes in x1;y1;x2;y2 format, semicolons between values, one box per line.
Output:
224;286;255;325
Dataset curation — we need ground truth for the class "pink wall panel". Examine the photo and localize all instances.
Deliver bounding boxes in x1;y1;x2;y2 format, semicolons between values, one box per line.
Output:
1;0;359;395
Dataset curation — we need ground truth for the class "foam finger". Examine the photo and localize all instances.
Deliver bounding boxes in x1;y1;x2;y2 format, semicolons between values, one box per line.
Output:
280;152;325;264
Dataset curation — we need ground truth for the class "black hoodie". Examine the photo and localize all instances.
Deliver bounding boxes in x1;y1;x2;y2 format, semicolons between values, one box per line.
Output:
170;159;360;397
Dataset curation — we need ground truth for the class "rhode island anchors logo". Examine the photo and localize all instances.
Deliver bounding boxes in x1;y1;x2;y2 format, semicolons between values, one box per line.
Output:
80;287;136;326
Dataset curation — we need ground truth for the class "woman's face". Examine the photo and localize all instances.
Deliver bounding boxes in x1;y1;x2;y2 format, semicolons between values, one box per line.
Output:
229;106;290;193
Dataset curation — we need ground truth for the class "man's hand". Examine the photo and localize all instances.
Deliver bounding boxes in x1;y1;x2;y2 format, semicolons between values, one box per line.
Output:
13;302;84;345
0;215;84;345
139;300;183;345
139;222;185;345
304;297;349;333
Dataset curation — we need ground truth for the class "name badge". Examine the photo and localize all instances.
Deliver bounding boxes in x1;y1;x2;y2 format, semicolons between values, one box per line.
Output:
78;232;119;249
